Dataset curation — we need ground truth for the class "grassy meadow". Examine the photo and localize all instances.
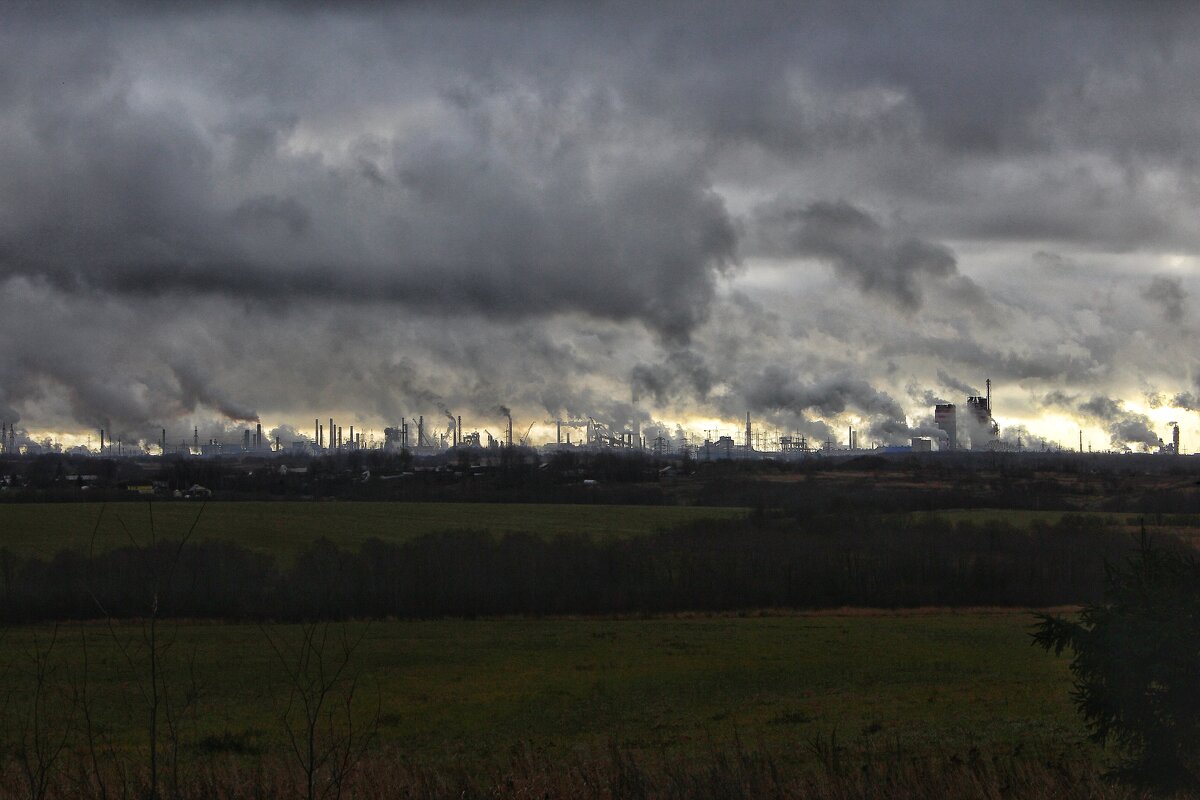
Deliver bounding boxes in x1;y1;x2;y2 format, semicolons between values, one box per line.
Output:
0;501;1170;564
0;501;1126;795
0;611;1091;769
0;501;747;560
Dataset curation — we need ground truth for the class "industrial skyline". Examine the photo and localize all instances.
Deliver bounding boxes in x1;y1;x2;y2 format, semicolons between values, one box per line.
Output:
2;4;1200;456
0;377;1189;458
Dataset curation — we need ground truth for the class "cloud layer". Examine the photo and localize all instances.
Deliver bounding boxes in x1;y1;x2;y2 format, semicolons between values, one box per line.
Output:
2;2;1199;449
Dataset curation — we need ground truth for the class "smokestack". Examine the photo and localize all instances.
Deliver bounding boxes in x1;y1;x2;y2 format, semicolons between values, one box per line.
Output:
100;429;105;454
557;420;561;444
338;426;343;448
319;424;324;448
315;418;320;445
1079;430;1083;453
256;422;262;450
330;418;335;450
986;378;991;413
745;412;752;449
275;435;280;452
194;427;198;448
162;428;167;454
457;416;462;447
349;426;354;449
418;416;424;447
1173;423;1181;456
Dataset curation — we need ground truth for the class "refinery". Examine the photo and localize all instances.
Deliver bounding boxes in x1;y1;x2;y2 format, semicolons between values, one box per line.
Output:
0;378;1187;460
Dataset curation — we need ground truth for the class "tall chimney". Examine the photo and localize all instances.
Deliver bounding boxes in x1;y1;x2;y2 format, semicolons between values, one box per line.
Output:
745;412;752;449
256;422;262;450
986;378;991;413
315;418;320;445
329;418;335;450
557;420;561;444
418;416;424;447
100;429;105;454
457;416;462;447
162;428;167;454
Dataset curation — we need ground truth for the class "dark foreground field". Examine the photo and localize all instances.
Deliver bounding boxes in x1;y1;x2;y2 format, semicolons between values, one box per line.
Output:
0;611;1113;797
0;500;1177;797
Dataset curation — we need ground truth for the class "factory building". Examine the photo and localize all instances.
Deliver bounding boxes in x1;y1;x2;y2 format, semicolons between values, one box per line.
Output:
934;404;957;451
965;379;1000;449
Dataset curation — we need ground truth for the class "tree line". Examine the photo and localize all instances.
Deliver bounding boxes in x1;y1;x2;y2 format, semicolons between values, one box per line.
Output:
0;514;1150;623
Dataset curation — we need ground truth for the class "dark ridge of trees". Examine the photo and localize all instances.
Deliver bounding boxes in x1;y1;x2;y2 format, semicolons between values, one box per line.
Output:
0;515;1151;624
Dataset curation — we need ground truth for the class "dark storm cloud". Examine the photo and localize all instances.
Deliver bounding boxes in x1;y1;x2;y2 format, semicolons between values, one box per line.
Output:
741;367;923;444
630;350;715;405
1040;390;1079;409
750;200;963;310
886;334;1111;385
1078;396;1122;421
4;2;1200;438
744;368;904;420
0;4;748;348
170;360;259;423
905;382;948;407
1077;395;1162;450
0;69;737;342
1170;392;1200;412
231;195;311;237
1141;276;1188;323
937;371;980;399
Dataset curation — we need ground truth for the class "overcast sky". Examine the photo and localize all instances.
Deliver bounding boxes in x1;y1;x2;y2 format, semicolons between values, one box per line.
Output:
3;1;1200;451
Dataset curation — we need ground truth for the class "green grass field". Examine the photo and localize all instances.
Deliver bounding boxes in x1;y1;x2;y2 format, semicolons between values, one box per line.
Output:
0;501;747;560
0;612;1090;768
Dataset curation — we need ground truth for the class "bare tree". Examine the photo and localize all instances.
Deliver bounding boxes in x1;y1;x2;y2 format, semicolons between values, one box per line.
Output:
261;621;379;800
9;624;77;800
86;500;207;800
72;624;129;800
